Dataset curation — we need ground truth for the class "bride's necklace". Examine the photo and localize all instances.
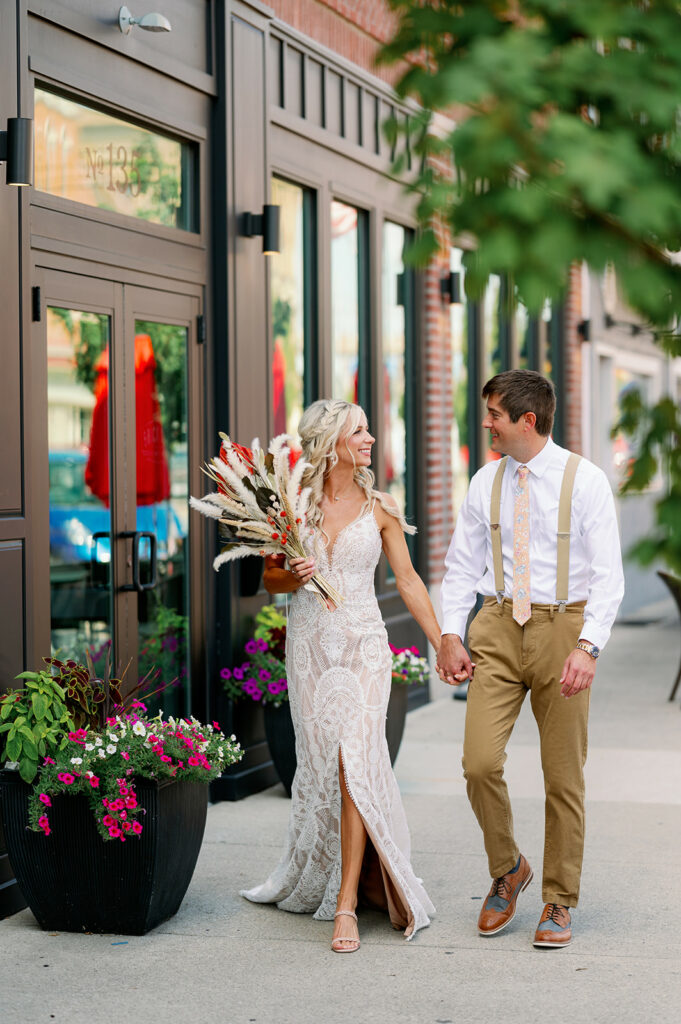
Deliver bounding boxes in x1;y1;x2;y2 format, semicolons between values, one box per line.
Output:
327;486;354;503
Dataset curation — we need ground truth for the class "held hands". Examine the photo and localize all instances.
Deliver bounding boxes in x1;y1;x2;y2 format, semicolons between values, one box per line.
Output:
435;634;474;687
559;647;596;698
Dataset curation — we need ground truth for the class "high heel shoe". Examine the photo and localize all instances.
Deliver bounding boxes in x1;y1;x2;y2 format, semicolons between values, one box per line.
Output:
331;909;361;953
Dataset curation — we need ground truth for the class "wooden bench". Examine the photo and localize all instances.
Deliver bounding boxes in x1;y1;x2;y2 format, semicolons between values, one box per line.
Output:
657;571;681;702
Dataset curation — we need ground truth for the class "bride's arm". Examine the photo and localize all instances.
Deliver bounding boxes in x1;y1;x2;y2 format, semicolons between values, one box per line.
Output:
263;554;315;595
378;500;442;653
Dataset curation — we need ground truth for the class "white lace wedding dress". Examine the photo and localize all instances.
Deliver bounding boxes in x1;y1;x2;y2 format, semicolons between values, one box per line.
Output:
240;506;435;940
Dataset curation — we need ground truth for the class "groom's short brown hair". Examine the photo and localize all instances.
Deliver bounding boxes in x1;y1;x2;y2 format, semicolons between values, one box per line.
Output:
482;370;556;437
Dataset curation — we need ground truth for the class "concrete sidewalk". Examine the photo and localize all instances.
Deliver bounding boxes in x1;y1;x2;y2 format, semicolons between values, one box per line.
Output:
2;613;680;1024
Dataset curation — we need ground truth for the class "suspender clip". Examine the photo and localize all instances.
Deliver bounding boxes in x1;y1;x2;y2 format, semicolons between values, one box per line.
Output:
557;600;567;613
496;591;505;605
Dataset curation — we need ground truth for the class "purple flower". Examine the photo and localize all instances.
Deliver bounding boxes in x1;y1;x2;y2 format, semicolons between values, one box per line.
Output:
258;669;271;682
244;640;258;655
162;635;179;653
268;681;281;695
279;679;288;691
220;668;232;680
256;638;268;652
233;667;244;681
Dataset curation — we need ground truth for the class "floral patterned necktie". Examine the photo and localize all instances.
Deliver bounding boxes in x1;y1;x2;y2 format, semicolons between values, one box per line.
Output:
512;465;531;625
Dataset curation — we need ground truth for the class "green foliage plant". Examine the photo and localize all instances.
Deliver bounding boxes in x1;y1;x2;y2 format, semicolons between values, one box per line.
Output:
378;0;681;327
0;671;76;784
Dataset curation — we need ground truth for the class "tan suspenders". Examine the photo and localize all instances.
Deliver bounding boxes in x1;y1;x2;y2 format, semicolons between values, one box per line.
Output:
489;452;581;611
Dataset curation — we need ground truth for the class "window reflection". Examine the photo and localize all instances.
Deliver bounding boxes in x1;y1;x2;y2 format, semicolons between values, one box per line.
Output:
271;178;306;436
331;200;360;404
450;249;469;510
133;321;189;718
382;222;407;515
47;308;112;662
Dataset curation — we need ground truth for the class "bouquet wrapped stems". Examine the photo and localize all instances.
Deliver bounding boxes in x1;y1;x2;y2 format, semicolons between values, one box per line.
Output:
190;433;343;610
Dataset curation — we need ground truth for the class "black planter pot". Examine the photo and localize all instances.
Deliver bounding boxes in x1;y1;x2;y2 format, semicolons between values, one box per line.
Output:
263;701;297;797
0;770;208;934
386;681;409;766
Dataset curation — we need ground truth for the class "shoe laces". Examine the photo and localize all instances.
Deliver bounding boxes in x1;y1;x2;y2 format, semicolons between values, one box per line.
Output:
490;875;512;899
546;903;567;923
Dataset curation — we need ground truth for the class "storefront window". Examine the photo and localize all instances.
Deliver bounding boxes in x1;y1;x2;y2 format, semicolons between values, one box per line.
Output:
47;307;112;662
331;200;362;405
34;88;197;231
382;222;408;517
450;249;469;509
271;178;312;437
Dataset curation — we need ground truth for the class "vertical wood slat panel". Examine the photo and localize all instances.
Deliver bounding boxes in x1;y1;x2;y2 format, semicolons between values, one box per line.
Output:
363;91;379;155
0;0;22;515
269;34;284;107
283;44;304;118
325;69;343;136
306;59;324;128
345;81;361;147
231;16;269;446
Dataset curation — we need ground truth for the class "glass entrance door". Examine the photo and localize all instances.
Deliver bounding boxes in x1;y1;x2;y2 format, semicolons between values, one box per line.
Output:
41;270;201;715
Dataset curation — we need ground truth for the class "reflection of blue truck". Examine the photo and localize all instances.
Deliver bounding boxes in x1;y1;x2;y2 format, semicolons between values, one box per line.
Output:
49;451;185;566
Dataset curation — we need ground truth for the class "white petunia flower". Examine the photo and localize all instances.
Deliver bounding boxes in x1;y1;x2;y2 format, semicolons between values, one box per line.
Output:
230;734;237;742
94;737;103;747
70;757;83;765
98;749;106;759
107;732;119;743
85;743;94;752
106;744;117;754
132;722;146;737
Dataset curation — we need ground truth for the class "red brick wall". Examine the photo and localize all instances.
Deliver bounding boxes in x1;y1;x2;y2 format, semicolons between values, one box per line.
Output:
267;0;402;83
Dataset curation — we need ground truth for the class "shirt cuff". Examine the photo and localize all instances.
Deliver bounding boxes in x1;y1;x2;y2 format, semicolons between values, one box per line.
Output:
579;618;612;650
441;614;469;641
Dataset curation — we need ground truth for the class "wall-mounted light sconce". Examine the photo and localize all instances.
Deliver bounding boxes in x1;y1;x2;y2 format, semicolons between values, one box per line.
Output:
0;117;33;187
241;204;281;255
577;319;591;341
440;270;461;304
119;6;172;34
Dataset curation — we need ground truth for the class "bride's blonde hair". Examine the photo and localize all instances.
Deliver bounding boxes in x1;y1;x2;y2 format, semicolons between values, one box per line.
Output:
297;398;416;538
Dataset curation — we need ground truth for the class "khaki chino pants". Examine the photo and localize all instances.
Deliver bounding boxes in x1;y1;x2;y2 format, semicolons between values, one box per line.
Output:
463;597;589;907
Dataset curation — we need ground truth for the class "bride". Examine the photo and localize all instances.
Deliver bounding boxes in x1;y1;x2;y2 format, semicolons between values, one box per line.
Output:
241;399;453;951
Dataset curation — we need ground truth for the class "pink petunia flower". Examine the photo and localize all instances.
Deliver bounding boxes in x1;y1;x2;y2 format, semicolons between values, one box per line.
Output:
39;793;51;806
38;814;49;828
120;751;130;761
187;756;200;766
89;776;100;788
132;821;143;835
103;815;115;827
57;773;75;785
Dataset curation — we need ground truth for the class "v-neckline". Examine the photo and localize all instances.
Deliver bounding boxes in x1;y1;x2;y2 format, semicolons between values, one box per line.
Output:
322;506;374;566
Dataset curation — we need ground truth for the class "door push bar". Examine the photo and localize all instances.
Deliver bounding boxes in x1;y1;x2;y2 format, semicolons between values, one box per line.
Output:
120;530;158;593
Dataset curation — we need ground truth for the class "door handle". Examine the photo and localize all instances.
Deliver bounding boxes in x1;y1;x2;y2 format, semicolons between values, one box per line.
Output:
90;531;111;589
120;531;158;592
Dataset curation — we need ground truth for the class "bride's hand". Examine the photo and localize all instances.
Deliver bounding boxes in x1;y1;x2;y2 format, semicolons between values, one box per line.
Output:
288;557;316;585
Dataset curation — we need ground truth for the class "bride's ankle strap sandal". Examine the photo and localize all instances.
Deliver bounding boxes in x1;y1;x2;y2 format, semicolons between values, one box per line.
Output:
331;910;360;953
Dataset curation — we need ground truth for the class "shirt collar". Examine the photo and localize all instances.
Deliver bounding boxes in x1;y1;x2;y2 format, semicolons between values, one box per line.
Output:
507;436;556;480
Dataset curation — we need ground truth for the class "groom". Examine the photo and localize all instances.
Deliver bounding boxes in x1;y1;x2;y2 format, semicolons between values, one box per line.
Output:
437;370;624;947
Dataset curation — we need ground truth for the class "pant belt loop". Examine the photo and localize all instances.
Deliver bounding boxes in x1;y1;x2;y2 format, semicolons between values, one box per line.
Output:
549;604;555;621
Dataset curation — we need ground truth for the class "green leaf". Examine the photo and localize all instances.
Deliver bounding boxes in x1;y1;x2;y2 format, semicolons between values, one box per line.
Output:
0;701;14;720
19;758;38;784
31;691;48;721
6;734;22;761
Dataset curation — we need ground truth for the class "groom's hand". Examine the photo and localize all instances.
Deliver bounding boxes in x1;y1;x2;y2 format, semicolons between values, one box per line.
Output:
436;633;473;686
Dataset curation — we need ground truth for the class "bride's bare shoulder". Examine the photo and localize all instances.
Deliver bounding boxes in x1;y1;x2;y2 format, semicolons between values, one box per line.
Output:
374;491;400;526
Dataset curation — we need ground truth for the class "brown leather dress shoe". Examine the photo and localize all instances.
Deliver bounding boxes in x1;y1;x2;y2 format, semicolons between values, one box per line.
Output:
533;903;572;948
477;854;533;935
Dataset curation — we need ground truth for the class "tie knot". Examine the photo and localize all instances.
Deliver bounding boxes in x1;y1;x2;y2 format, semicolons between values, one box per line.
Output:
518;465;528;481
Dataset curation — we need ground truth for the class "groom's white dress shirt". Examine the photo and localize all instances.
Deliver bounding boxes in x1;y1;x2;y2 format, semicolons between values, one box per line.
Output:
441;438;624;650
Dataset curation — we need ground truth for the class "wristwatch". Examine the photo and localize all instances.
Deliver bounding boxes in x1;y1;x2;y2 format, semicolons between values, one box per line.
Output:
575;640;600;659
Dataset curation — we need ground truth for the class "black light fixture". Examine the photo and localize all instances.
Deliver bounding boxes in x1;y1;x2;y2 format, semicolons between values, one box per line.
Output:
241;204;281;255
577;319;591;341
0;117;33;187
440;270;461;304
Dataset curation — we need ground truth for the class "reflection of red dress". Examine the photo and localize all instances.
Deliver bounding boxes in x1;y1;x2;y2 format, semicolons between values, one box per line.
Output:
85;334;170;507
272;337;287;436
